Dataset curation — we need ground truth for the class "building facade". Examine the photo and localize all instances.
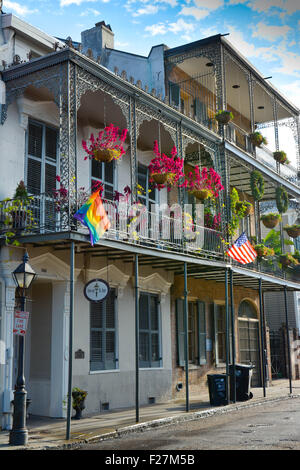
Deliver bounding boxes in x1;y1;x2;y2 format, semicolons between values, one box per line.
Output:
0;12;300;430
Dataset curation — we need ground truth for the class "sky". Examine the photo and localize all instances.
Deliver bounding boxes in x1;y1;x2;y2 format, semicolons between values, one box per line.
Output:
2;0;300;109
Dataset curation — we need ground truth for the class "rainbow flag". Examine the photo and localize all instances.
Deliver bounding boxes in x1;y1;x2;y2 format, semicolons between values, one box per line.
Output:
74;189;111;246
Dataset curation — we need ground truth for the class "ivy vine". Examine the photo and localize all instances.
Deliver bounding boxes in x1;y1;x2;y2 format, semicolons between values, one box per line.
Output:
250;170;264;201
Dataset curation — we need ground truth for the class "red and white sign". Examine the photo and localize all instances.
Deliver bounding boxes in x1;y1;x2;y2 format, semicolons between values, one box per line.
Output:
13;311;29;336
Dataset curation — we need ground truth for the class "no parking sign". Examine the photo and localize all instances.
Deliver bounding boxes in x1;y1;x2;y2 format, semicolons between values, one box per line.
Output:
13;311;29;336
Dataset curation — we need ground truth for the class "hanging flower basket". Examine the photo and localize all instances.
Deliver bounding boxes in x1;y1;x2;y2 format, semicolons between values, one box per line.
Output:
254;244;274;259
235;201;253;217
214;110;234;125
151;172;168;185
93;147;122;163
250;132;268;148
280;253;298;268
260;213;281;229
283;224;300;239
82;124;128;162
149;141;184;191
273;151;288;164
191;189;213;201
184;166;224;201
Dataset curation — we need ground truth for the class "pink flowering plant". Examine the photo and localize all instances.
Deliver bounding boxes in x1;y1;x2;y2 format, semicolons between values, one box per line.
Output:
185;166;224;200
82;124;128;162
204;208;222;231
53;176;103;214
148;140;184;191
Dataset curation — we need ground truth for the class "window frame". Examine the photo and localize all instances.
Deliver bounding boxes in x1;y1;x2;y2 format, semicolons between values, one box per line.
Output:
25;119;59;195
91;158;116;201
89;287;118;372
139;291;162;368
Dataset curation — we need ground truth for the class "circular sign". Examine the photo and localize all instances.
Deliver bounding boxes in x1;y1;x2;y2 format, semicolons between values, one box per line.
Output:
84;279;110;303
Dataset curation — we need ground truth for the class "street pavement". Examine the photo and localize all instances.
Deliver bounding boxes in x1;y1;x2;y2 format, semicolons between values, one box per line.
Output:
0;379;299;451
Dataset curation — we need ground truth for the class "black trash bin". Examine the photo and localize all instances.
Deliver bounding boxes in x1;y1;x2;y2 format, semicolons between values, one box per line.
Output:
207;374;227;406
229;363;254;401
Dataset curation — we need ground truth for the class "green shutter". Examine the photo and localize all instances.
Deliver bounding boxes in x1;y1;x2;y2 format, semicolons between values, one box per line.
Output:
213;303;219;366
197;301;207;365
176;298;185;367
169;81;180;108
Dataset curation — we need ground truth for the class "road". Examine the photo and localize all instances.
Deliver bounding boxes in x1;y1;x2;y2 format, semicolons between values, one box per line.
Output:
78;397;300;451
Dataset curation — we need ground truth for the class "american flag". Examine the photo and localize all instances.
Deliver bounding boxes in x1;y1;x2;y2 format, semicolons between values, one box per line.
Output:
226;232;257;265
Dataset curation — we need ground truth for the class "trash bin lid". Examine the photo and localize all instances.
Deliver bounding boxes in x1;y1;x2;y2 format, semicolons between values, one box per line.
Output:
230;363;254;369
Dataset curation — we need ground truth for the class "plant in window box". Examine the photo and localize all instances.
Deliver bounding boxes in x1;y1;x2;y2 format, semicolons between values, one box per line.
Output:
249;131;268;148
11;181;31;231
273;150;289;165
279;253;299;268
283;224;300;239
260;212;281;229
148;141;184;190
185;166;224;201
72;387;88;420
82;124;128;163
214;109;234;125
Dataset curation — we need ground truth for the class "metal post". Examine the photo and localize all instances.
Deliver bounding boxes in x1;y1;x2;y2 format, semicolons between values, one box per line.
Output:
284;286;293;394
184;262;189;412
230;269;236;403
225;268;230;404
258;278;266;397
66;241;75;440
9;294;28;446
135;254;139;422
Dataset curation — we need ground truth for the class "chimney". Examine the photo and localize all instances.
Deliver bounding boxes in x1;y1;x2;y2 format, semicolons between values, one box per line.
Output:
81;21;114;59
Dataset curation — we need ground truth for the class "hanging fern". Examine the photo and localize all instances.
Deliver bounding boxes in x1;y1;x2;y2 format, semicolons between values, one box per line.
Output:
250;170;264;201
276;186;289;214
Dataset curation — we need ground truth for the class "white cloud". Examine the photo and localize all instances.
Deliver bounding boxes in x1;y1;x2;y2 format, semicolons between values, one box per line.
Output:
194;0;224;8
179;6;210;20
3;0;38;16
145;22;168;36
132;4;159;16
79;8;101;16
279;80;300;108
168;18;196;34
248;0;300;15
252;22;291;42
60;0;97;6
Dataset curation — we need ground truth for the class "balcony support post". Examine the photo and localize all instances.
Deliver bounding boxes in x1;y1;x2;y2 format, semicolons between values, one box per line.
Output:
284;286;293;395
258;278;266;397
183;261;189;412
229;269;236;403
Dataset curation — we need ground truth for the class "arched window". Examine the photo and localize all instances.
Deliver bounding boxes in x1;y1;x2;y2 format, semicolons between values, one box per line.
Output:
238;300;257;319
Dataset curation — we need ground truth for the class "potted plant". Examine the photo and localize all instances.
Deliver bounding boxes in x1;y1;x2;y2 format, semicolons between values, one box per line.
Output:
72;387;88;420
185;166;224;201
214;110;234;125
82;124;128;163
273;150;288;164
283;224;300;239
11;181;31;232
149;141;184;190
254;244;275;259
235;201;253;217
260;213;281;229
249;131;268;148
279;253;298;268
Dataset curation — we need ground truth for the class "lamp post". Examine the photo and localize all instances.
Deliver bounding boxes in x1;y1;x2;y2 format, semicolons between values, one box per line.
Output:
9;251;36;446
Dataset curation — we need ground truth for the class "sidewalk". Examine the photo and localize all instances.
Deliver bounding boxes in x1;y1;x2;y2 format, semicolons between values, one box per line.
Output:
1;379;300;451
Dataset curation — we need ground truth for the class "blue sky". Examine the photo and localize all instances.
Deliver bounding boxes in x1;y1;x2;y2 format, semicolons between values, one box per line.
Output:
3;0;300;107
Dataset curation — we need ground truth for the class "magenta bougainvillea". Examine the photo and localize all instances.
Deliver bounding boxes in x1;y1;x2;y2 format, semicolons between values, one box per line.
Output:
184;165;224;199
148;140;184;191
82;124;128;161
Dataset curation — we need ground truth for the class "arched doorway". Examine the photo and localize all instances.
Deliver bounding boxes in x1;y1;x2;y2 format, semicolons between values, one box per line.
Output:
238;300;261;387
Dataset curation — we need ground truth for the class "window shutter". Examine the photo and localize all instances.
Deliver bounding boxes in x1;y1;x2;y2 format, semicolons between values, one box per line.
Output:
213;303;219;366
176;298;185;367
169;81;180;108
45;163;57;195
27;158;41;195
28;122;42;158
197;301;207;365
45;127;58;161
194;98;207;124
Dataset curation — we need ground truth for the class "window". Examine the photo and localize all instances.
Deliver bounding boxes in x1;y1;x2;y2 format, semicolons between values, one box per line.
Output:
91;159;114;200
176;299;207;367
90;288;117;371
137;163;156;210
139;292;161;368
26;120;58;195
213;303;232;365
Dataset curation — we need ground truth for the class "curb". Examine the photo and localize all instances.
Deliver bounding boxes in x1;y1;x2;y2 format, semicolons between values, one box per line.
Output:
30;392;300;451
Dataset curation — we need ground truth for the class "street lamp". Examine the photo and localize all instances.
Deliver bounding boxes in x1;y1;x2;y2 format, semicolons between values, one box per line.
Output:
9;251;36;446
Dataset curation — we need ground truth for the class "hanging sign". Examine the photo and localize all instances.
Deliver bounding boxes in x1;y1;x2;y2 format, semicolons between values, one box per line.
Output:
13;310;29;336
84;279;110;303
